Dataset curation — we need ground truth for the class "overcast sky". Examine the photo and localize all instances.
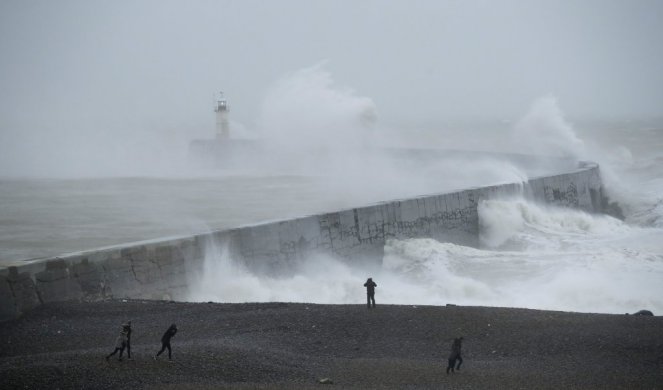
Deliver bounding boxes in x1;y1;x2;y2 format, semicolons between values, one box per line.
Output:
2;0;663;123
1;0;662;176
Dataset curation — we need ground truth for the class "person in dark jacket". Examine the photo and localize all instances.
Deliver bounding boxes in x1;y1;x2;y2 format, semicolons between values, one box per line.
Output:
446;337;463;374
154;324;178;360
364;278;377;309
122;320;132;359
105;328;128;362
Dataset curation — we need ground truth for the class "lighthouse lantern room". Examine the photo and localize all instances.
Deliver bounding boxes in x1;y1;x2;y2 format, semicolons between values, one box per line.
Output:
215;92;230;140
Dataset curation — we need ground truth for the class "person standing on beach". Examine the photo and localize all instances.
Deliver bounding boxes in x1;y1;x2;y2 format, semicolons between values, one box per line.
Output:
364;277;377;309
105;327;128;362
154;324;178;361
122;321;132;360
446;337;463;374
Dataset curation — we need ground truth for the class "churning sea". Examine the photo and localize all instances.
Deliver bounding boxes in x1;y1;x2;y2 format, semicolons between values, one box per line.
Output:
1;118;662;314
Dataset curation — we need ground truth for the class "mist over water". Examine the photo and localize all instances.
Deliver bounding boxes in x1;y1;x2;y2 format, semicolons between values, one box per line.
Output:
0;65;537;263
258;62;377;153
511;96;587;160
190;195;663;314
188;87;663;315
2;2;662;315
215;64;537;208
191;186;663;315
192;240;367;304
1;61;661;314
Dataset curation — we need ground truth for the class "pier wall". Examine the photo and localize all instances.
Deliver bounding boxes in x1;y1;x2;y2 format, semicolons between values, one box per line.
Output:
0;162;605;321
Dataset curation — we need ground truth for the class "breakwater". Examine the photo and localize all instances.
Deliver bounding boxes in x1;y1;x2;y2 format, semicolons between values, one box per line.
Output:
0;161;606;321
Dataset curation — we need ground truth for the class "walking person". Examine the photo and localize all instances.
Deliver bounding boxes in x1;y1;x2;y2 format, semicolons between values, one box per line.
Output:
154;324;178;361
364;277;377;309
446;337;464;374
123;320;132;360
105;327;128;362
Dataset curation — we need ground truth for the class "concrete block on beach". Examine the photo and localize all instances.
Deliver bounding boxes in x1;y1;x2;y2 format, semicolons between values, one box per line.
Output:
103;252;142;298
71;257;105;299
122;246;161;285
0;160;610;321
5;267;40;317
35;258;82;303
154;245;187;282
0;274;17;320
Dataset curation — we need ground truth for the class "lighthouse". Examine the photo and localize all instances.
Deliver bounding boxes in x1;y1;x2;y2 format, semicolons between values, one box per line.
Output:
188;91;258;168
215;92;230;140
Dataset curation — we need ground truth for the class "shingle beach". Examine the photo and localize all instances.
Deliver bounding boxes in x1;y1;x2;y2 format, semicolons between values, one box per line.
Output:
1;300;661;389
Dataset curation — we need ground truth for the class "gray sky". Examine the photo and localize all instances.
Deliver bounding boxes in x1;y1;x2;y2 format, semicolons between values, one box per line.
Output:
1;0;662;176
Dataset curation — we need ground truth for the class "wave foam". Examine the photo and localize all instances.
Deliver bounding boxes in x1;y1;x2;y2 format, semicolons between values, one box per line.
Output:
189;198;663;315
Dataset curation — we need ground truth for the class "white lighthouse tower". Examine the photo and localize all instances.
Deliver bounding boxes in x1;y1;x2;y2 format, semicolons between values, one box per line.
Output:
215;92;230;140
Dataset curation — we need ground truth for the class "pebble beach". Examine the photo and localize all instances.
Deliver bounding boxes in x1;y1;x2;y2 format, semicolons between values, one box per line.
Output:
1;300;662;389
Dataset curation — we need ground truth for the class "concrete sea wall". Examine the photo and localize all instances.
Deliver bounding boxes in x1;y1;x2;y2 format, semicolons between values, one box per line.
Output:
0;162;605;321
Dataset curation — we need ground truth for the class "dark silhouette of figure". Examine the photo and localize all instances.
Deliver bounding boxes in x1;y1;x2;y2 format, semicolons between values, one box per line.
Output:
364;278;377;309
105;328;128;362
154;324;178;360
123;320;132;359
446;337;463;374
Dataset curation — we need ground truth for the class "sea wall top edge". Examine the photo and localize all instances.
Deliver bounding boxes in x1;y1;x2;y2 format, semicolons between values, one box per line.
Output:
0;159;600;274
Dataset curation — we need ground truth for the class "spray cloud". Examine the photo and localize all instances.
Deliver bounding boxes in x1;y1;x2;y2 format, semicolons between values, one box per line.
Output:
511;96;586;161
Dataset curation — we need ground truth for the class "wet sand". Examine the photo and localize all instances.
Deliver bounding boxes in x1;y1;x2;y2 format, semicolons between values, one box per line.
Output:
1;300;662;389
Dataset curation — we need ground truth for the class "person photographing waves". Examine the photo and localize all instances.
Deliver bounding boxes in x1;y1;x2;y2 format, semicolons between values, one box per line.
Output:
364;277;377;309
